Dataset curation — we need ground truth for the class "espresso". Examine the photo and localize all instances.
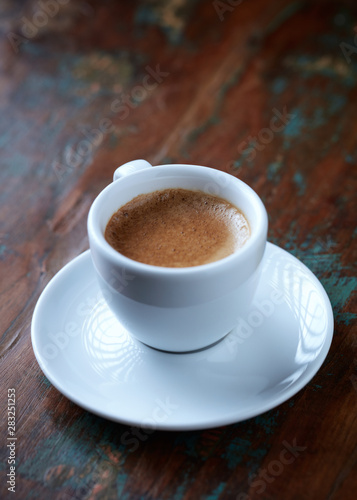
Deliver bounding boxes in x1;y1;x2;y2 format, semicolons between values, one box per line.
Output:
104;188;250;267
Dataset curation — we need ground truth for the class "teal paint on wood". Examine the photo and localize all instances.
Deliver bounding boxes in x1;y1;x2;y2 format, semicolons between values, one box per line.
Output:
272;77;288;95
206;481;226;499
0;244;7;258
328;94;347;114
267;160;283;182
293;171;306;196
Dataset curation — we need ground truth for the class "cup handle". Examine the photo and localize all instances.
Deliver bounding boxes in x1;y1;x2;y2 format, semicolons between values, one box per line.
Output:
113;159;153;181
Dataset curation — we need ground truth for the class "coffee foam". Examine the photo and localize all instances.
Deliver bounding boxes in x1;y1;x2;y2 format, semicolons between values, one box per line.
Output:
105;188;250;267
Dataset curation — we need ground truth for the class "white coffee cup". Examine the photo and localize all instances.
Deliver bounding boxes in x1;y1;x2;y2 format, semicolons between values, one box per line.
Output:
88;160;268;352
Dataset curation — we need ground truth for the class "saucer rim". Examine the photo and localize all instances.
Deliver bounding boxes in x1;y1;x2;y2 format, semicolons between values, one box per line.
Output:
31;243;334;430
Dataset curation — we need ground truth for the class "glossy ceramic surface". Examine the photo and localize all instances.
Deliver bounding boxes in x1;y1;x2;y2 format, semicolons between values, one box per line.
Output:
88;161;268;351
31;243;334;430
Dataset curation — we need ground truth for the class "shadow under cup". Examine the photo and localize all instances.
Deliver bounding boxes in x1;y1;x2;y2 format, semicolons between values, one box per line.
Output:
88;165;268;352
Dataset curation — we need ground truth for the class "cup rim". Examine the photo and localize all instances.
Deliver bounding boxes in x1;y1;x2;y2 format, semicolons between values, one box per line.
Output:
88;164;268;276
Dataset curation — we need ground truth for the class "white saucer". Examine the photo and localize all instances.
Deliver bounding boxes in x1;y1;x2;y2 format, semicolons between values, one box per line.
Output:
31;243;334;431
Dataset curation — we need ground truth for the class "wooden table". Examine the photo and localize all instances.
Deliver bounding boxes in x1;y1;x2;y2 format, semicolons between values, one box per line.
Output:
1;0;356;498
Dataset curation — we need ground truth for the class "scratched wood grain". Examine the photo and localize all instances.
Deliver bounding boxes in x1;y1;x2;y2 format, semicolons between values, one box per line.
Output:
0;0;356;499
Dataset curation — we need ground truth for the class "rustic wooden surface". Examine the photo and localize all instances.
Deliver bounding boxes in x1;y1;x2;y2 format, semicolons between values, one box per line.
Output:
1;0;356;499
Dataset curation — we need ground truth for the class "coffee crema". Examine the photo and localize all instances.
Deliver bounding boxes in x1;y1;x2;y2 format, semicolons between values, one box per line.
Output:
104;188;250;267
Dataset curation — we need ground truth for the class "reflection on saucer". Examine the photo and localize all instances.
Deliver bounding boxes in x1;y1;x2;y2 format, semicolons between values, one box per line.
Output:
82;298;145;382
264;248;327;365
31;245;333;429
